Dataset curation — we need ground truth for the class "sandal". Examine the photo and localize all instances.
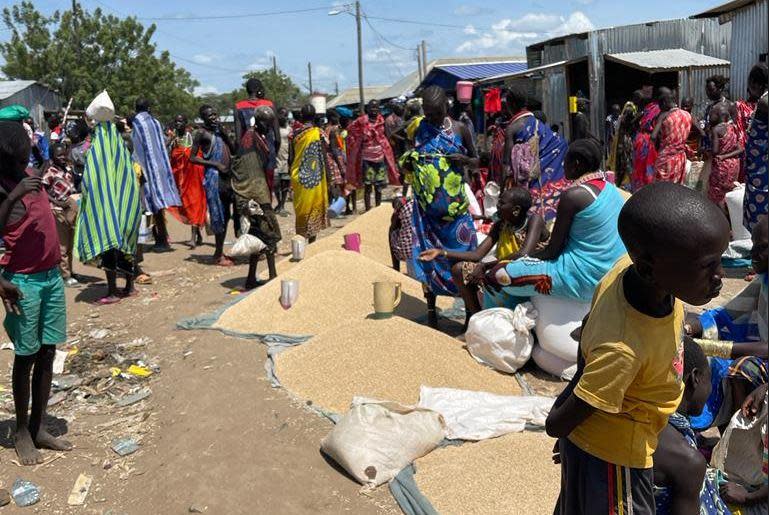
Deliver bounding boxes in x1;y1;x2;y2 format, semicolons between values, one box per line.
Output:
95;296;121;305
135;274;153;285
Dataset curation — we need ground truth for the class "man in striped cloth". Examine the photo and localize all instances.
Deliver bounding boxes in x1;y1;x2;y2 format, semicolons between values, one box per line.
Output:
131;98;181;251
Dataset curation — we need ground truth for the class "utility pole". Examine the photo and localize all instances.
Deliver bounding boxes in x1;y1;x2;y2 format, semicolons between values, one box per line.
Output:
416;45;423;81
335;81;339;96
308;62;313;94
421;40;427;79
355;0;364;111
272;56;277;74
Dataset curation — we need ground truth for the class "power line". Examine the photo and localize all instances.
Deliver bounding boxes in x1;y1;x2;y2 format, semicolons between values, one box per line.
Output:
136;6;334;22
364;15;466;30
361;13;412;51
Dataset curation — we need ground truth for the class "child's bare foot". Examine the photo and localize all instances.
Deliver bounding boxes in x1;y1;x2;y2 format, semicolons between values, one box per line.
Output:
15;428;42;465
215;256;235;267
34;428;73;451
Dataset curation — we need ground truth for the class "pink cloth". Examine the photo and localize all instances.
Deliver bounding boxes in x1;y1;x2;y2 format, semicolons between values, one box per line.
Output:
708;123;741;205
654;108;692;184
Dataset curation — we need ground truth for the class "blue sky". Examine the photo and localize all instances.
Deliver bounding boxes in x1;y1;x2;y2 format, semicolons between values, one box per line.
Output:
4;0;716;95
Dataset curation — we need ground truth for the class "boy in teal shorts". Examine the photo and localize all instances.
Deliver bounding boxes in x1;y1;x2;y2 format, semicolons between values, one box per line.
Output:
0;121;72;465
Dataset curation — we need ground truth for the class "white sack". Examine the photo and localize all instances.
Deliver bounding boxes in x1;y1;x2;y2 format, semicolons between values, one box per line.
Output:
711;393;767;488
531;344;577;381
465;304;537;373
228;233;266;257
725;184;751;242
530;295;589;363
320;398;445;486
86;90;115;122
418;386;554;440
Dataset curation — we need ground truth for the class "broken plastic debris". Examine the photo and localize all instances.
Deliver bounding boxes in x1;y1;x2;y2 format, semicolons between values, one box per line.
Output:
126;365;153;378
47;391;68;407
111;437;139;456
67;474;92;506
52;375;83;391
11;479;40;507
52;350;69;374
89;329;110;340
115;388;151;407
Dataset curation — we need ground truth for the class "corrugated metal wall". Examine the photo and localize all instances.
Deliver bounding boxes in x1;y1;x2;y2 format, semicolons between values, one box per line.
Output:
0;83;61;127
729;0;768;100
679;65;731;118
543;69;569;140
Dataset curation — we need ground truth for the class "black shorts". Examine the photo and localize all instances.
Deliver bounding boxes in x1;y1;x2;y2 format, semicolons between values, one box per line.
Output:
554;438;655;515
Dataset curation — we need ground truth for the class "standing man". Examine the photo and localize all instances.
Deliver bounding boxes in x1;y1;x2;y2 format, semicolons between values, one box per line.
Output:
604;104;621;160
571;98;595;142
190;105;237;266
131;98;181;252
235;78;281;200
346;99;399;211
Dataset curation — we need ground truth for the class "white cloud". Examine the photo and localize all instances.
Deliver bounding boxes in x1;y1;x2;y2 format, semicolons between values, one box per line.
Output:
456;11;594;54
192;53;216;64
454;5;493;16
194;85;219;96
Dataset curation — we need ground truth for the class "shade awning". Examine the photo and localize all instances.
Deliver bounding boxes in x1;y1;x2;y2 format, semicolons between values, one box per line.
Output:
604;48;730;72
434;61;527;80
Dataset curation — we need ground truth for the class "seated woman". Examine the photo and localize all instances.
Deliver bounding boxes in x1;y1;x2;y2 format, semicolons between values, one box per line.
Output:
418;187;548;327
399;86;478;327
483;139;627;304
653;337;732;515
686;215;768;431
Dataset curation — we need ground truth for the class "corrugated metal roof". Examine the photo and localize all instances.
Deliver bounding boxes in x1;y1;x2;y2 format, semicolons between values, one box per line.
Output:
434;61;527;80
0;80;37;100
373;56;524;100
605;48;730;71
327;86;389;108
691;0;756;17
477;60;570;84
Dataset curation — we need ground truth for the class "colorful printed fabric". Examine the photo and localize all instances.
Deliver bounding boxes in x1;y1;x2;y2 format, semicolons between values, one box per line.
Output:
290;124;329;239
131;111;181;213
201;133;229;235
632;101;661;191
708;123;741;205
322;126;345;186
489;120;509;185
654;413;732;515
42;163;75;203
168;133;207;227
508;111;569;221
400;118;477;296
75;122;141;263
345;114;398;188
654;108;692;184
743;113;768;232
363;160;388;186
389;197;415;262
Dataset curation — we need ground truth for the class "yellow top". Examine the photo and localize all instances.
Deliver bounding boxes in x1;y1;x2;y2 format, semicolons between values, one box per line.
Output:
569;255;685;469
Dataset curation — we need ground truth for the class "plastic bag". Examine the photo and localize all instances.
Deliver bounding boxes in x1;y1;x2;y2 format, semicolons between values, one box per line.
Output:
418;386;553;440
86;90;115;122
137;213;154;244
711;392;767;488
530;295;590;363
320;398;445;486
531;344;577;381
465;304;537;374
228;233;266;257
725;185;751;242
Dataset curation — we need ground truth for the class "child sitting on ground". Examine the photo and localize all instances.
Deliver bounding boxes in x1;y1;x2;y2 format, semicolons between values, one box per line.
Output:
418;187;548;326
546;182;730;514
0;121;73;465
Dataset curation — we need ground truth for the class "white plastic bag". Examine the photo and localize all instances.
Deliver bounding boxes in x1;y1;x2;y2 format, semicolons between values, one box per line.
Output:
137;213;153;244
320;398;445;486
530;295;590;363
531;344;577;381
418;386;553;440
228;233;266;257
465;304;537;374
86;90;115;122
725;184;752;242
711;393;767;487
483;181;500;217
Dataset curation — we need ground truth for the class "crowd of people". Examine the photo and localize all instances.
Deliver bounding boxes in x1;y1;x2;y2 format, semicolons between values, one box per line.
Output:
0;58;766;515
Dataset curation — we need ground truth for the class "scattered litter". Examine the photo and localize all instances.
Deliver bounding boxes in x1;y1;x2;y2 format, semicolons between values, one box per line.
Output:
111;436;140;456
11;479;40;507
53;349;69;374
189;505;206;513
67;474;92;506
0;342;14;351
120;337;151;350
150;268;178;278
0;489;9;507
47;391;68;407
115;388;151;407
89;329;110;340
125;365;153;378
52;375;83;391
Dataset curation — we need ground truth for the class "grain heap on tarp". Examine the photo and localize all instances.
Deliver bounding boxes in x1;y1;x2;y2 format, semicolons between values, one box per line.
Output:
274;317;520;413
413;431;560;515
215;250;436;337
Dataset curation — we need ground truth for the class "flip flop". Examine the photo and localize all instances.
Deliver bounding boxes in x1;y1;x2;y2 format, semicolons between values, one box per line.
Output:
95;296;121;305
135;274;153;285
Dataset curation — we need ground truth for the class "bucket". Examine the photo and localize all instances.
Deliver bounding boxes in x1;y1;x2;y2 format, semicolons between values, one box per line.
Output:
310;94;327;114
483;181;500;217
456;81;473;103
343;233;361;253
280;279;299;310
373;281;401;319
328;196;346;218
291;235;307;261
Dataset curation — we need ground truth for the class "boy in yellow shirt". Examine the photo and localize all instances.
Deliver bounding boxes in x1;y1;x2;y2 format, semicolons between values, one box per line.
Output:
546;182;730;514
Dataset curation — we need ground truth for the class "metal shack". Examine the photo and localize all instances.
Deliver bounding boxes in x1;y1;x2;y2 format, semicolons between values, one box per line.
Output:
0;80;61;127
692;0;769;100
481;18;731;141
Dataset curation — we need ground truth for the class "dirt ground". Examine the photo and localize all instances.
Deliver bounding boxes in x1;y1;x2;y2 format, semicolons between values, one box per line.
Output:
0;195;752;514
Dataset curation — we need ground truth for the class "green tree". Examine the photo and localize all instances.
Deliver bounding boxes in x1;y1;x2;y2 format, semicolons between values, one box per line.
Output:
1;1;198;122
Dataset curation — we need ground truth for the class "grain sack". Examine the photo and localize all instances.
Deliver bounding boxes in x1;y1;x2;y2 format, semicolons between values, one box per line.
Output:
414;431;560;515
321;398;445;486
216;250;436;336
465;305;537;374
275;317;520;413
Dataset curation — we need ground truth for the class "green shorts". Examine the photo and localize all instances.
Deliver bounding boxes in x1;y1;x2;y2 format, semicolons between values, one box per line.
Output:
3;267;66;356
363;160;388;188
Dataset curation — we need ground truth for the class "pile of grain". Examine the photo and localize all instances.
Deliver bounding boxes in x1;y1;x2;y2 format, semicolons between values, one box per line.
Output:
275;317;520;413
215;250;436;336
414;432;560;515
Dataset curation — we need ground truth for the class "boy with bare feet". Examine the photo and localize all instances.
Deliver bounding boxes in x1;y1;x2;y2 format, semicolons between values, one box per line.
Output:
0;121;72;464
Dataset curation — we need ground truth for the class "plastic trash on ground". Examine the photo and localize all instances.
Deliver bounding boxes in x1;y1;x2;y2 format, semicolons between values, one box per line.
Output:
111;436;140;456
418;386;554;440
320;398;445;486
11;479;40;507
465;304;538;373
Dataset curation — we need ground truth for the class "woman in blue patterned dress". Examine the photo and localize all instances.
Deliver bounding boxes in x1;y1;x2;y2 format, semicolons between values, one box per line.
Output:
743;64;768;233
